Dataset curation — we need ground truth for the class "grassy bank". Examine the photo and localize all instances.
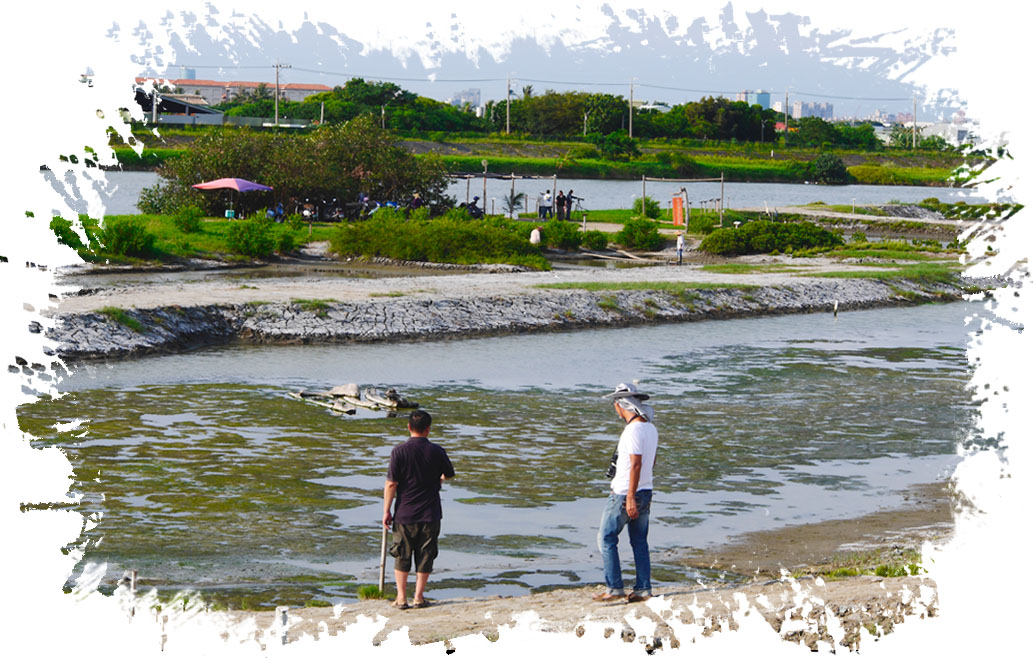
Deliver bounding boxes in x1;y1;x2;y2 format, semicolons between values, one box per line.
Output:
112;133;962;186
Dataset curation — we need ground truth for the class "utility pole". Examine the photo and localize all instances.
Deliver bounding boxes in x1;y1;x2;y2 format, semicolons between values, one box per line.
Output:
784;88;789;134
506;74;511;135
912;94;917;148
628;79;634;138
273;61;291;127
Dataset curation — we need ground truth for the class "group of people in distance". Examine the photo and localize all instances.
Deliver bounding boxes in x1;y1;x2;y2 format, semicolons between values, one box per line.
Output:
538;189;580;220
383;381;657;609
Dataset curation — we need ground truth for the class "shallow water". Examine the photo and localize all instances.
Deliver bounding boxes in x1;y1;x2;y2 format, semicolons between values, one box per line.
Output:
101;171;985;216
19;302;981;607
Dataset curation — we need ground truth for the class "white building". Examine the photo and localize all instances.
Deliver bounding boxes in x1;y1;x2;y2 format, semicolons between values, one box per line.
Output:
135;77;332;106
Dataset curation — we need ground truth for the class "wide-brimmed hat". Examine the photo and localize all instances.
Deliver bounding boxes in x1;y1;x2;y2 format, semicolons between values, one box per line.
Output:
602;382;650;401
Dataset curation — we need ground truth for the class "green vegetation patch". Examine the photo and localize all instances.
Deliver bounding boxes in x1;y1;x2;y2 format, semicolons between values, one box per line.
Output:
802;262;961;285
329;210;550;270
98;306;144;333
699;220;844;256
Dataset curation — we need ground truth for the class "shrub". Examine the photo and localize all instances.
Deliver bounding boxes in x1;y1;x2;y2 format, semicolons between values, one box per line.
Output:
101;217;156;257
699;220;844;256
808;153;850;184
286;213;305;231
568;143;600;159
581;230;609;251
328;214;549;269
275;227;296;254
586;131;640;161
615;218;665;251
541;219;582;250
632;196;661;219
227;215;276;258
173;205;204;233
685;214;720;235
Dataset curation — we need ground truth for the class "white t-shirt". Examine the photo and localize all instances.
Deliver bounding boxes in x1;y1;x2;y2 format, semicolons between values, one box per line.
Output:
610;420;658;495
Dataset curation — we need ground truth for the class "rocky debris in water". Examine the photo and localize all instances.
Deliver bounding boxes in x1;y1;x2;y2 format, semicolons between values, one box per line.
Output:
49;278;966;360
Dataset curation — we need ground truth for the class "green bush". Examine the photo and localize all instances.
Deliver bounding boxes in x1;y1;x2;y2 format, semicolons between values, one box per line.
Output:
632;196;661;219
685;214;720;235
699;220;844;256
173;205;204;233
101;216;156;257
542;219;582;250
286;213;305;231
809;153;850;184
568;143;600;159
615;218;665;251
275;227;297;254
227;215;276;258
581;230;609;250
328;213;549;269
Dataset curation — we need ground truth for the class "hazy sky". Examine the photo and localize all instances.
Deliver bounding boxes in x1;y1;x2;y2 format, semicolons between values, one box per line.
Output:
125;2;963;120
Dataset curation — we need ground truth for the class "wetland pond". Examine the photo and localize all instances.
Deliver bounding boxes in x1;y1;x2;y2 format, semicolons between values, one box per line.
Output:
20;302;980;609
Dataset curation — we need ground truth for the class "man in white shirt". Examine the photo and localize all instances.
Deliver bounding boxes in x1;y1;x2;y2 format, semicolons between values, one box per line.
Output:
594;382;658;603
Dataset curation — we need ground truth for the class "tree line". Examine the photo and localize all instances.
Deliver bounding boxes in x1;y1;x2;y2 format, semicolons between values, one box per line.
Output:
208;78;949;152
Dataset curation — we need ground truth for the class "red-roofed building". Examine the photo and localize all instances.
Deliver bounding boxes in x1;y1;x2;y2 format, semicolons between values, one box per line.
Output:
134;77;332;106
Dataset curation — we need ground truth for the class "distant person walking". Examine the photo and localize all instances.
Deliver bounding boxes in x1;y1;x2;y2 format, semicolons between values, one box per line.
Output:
383;410;455;609
556;192;567;220
538;190;550;219
594;382;658;604
676;233;685;264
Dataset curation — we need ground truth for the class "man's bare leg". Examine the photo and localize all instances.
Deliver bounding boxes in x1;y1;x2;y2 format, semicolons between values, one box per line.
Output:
413;572;431;604
394;569;409;605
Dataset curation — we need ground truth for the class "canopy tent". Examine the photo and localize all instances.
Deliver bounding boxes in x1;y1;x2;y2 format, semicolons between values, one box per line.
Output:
192;177;273;192
191;178;273;217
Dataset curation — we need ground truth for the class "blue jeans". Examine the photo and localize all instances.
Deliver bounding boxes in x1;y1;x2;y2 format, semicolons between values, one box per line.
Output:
597;490;652;596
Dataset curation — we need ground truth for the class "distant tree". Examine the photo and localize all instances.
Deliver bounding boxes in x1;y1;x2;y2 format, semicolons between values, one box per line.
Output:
586;131;640;161
808;153;850;184
887;125;951;150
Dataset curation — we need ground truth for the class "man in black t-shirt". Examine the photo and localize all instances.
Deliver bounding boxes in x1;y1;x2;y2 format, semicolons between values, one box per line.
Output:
382;410;455;609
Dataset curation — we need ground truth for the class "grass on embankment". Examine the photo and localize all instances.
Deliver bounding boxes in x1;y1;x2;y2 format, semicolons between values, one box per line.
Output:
799;262;962;285
74;214;340;263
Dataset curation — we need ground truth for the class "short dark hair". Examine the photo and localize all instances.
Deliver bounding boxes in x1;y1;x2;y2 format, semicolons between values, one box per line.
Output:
408;409;432;433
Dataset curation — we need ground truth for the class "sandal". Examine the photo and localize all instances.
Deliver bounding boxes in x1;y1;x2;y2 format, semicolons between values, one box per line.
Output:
391;601;410;610
591;592;625;603
412;599;432;609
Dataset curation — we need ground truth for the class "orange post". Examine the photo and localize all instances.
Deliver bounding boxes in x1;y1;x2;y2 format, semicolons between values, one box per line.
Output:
672;196;684;226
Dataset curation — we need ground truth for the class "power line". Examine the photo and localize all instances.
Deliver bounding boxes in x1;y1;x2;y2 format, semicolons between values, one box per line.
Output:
173;63;914;102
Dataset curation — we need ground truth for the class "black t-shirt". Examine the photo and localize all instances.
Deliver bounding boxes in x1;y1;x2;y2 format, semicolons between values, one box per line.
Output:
387;436;455;524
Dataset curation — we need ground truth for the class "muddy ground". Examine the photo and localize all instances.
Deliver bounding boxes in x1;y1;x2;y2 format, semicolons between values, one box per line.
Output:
215;481;954;651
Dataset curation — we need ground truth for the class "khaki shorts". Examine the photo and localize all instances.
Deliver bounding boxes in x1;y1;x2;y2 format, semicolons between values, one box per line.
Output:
390;521;440;573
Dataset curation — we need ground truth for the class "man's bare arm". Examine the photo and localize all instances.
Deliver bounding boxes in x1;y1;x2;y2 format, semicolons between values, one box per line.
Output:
382;480;397;529
626;454;643;520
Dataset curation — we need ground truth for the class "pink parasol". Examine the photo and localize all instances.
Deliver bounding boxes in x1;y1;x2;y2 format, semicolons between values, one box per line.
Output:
192;177;273;192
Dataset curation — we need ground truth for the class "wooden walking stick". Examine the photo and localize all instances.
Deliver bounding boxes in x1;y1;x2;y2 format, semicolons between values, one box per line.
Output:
379;522;388;594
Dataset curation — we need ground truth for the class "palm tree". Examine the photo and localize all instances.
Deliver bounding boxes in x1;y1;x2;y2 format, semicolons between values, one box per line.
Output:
502;191;526;218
